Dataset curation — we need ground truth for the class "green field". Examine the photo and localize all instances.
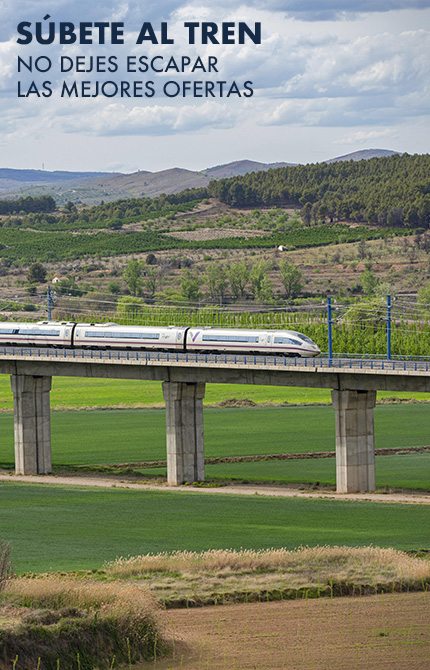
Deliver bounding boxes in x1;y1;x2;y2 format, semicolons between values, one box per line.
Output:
143;454;430;490
0;405;429;488
1;482;429;573
0;375;429;410
0;405;429;466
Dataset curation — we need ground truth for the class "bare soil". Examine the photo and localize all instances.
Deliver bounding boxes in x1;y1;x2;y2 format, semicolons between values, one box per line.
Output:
144;592;430;670
0;472;429;505
165;227;267;241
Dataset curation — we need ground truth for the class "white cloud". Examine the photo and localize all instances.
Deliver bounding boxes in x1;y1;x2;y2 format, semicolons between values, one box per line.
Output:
59;100;237;135
0;38;18;87
335;128;396;144
260;28;430;128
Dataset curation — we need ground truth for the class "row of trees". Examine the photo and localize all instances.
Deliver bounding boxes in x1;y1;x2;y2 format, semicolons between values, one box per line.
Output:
0;195;56;215
119;258;304;304
207;154;430;229
28;255;401;307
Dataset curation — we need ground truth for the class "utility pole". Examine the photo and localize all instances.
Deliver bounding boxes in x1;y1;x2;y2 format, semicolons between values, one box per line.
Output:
327;297;333;366
387;295;391;360
47;287;52;320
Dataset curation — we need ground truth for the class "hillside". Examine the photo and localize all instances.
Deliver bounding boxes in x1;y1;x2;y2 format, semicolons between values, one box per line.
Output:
208;152;429;226
0;168;118;194
90;167;211;199
0;150;403;205
325;149;400;163
204;160;294;179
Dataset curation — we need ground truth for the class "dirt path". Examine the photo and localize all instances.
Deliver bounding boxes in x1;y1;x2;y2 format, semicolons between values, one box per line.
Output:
143;592;430;670
0;472;429;505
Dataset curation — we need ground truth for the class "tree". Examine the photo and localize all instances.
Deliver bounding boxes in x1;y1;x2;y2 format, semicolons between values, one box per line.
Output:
145;267;159;299
279;261;304;299
122;259;143;296
357;239;368;260
417;282;430;308
146;253;157;265
360;268;380;296
227;261;249;299
204;264;229;304
55;276;84;296
301;202;312;226
107;280;121;294
180;270;202;304
249;260;273;303
317;203;328;223
28;262;46;283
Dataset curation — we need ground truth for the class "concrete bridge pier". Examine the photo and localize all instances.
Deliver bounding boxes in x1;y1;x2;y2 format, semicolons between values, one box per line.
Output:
331;389;376;493
163;381;206;485
10;375;52;475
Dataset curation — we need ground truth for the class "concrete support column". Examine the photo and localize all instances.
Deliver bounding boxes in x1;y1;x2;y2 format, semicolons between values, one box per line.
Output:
162;381;206;485
331;389;376;493
11;375;52;475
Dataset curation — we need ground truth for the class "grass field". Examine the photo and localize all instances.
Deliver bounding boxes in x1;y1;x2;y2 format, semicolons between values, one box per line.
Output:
142;454;430;490
1;482;429;573
0;405;429;488
0;375;429;410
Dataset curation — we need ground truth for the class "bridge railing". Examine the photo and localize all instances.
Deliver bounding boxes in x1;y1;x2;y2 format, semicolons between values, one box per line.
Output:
1;346;430;373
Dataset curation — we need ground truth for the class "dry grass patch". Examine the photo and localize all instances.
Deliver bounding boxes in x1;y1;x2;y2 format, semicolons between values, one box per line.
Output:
105;546;430;608
0;576;163;670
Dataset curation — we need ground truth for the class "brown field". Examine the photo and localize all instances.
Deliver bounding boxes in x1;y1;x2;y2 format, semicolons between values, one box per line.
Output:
144;592;430;670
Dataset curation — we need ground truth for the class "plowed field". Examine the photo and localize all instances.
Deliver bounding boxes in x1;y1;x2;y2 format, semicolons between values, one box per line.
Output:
147;592;430;670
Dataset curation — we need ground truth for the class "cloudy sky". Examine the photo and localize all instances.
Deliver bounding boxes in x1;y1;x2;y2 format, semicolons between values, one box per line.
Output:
0;0;429;173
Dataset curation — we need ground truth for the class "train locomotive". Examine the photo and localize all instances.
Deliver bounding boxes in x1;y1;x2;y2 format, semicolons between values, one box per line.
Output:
0;321;321;357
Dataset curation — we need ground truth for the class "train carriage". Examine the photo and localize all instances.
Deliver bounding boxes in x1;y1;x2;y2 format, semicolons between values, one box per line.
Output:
186;328;320;357
0;321;74;348
73;323;188;350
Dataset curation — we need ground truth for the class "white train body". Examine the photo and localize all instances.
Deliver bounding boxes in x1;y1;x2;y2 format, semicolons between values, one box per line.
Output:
0;321;74;348
186;328;320;357
0;321;320;357
73;323;187;350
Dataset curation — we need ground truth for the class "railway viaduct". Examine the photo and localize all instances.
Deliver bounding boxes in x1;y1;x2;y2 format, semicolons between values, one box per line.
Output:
1;347;430;493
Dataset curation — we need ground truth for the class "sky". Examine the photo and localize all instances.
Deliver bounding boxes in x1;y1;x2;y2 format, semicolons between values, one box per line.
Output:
0;0;429;173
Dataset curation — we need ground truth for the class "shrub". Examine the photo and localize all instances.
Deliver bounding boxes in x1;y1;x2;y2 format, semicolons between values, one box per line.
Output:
0;541;13;593
1;577;162;669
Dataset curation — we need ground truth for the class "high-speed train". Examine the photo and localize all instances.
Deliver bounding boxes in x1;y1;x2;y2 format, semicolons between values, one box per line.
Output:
0;321;321;357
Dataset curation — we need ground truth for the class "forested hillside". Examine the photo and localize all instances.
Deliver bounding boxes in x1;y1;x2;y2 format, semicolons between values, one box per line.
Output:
0;195;56;215
207;154;430;228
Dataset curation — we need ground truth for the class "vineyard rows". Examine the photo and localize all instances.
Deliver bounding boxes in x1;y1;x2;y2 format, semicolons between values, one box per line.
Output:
0;224;406;263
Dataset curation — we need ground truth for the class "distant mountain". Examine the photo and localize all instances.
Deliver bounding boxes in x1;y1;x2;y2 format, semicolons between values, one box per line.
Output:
0;168;121;194
91;167;210;199
203;159;295;179
0;168;119;184
0;150;404;205
325;149;400;163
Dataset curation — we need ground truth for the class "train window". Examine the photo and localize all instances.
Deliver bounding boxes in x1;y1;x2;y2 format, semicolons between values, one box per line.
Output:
202;334;259;343
274;337;302;345
85;331;160;340
177;333;181;340
76;330;80;336
66;330;69;336
0;328;16;334
19;329;60;336
268;336;271;343
291;331;314;344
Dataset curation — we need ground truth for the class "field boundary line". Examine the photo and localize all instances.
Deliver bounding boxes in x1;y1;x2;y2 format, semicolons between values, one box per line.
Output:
0;472;429;505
